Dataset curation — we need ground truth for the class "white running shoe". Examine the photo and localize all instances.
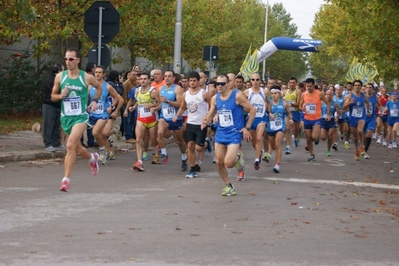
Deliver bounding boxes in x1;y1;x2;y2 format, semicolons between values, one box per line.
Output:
376;137;381;144
393;141;397;148
372;133;377;139
383;140;387;146
388;144;393;149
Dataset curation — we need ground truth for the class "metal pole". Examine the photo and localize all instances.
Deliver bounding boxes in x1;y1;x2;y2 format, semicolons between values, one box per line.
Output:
173;0;182;74
97;7;104;66
262;0;269;81
209;46;212;72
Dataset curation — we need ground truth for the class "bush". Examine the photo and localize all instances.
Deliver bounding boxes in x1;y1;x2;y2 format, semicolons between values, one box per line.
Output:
0;51;52;116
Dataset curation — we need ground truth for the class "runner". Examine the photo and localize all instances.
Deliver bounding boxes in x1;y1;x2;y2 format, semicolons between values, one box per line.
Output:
320;90;340;156
89;66;123;165
244;73;270;170
266;85;293;173
51;47;103;192
157;70;187;170
362;83;380;158
173;71;211;178
385;92;399;148
343;80;370;160
201;74;255;196
131;72;161;171
376;86;390;146
283;77;302;152
299;78;331;161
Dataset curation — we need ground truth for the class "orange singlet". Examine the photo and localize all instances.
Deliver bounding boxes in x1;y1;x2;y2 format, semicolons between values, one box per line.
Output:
303;90;322;121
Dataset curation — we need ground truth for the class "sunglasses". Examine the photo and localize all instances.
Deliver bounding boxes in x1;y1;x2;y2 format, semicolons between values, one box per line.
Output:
215;82;227;87
64;57;78;62
251;78;260;81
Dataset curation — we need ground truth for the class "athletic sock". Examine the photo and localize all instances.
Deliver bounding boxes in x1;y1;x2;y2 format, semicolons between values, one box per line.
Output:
365;137;372;152
89;153;96;163
181;153;187;161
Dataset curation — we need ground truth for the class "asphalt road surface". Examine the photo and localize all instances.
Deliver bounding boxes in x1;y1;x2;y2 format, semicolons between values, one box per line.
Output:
1;139;398;266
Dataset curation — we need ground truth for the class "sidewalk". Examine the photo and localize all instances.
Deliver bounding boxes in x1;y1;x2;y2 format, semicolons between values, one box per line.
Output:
0;129;138;164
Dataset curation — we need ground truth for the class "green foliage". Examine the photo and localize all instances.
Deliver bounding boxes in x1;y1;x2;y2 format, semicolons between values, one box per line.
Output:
0;0;308;83
310;0;399;82
0;51;50;115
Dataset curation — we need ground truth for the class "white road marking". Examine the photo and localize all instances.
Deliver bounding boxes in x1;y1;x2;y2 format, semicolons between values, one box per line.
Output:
254;177;399;190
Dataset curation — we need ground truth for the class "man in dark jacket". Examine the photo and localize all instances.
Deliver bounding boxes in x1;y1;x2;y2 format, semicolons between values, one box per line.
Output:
42;63;65;152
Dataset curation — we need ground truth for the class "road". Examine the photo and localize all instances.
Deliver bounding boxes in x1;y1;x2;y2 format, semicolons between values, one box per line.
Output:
1;140;398;266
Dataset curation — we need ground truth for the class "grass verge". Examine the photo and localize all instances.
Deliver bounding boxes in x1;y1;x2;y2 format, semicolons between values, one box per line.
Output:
0;114;41;134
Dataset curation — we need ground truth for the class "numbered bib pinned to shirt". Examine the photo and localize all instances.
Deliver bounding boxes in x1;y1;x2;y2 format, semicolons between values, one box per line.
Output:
63;96;82;116
306;103;316;114
351;107;363;118
139;104;152;118
162;104;176;119
93;101;104;115
269;117;282;131
253;103;265;118
218;110;234;127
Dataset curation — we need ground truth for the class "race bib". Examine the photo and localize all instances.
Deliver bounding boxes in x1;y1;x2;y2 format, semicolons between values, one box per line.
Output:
306;103;316;114
93;101;104;115
139;104;152;118
218;110;234;127
162;104;176;119
351;107;363;118
287;100;295;111
269;117;282;131
63;96;82;116
253;103;264;118
390;109;398;117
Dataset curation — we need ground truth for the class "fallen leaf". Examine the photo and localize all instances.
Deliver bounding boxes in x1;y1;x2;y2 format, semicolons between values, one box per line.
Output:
97;232;106;235
291;202;298;205
64;235;72;237
178;195;184;198
175;228;182;230
231;231;242;234
249;191;255;195
130;257;135;261
315;202;320;205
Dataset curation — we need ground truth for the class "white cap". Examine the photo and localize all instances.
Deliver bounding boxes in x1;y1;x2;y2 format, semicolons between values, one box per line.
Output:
334;84;340;89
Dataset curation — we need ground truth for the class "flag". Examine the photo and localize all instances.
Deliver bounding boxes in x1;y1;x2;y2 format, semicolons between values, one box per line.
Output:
241;49;259;81
240;45;252;81
346;57;378;83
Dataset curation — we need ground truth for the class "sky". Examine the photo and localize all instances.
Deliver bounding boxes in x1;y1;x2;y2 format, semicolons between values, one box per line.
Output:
264;0;326;39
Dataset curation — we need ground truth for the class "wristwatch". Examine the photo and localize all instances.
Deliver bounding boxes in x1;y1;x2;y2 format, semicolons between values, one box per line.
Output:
92;98;99;103
245;126;251;131
166;99;170;103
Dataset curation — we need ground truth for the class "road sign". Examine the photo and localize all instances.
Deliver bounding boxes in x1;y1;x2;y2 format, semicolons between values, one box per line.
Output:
88;45;111;69
84;1;120;44
203;46;218;61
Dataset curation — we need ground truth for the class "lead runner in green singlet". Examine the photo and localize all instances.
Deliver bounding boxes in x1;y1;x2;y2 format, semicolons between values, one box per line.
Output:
51;47;103;192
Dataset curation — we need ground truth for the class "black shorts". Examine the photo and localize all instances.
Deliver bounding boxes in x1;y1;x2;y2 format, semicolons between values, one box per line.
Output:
186;124;207;146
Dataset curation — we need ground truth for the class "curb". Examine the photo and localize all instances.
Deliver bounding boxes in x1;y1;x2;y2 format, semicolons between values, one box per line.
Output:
0;137;176;164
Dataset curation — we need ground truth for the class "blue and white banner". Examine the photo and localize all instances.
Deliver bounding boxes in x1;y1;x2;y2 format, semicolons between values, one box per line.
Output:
257;37;322;63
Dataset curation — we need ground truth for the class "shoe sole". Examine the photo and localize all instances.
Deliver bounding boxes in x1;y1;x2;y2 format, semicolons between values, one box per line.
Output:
159;158;169;165
273;168;280;173
60;187;68;192
133;165;144;171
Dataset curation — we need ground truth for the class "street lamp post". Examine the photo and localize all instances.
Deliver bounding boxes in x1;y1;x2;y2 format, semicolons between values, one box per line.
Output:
173;0;182;74
262;0;269;82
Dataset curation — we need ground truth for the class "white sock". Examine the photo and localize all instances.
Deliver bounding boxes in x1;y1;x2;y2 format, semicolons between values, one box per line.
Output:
89;153;96;163
62;177;70;182
181;153;187;161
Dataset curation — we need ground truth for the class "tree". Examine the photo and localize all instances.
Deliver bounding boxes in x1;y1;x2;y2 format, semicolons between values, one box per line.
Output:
310;0;399;82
